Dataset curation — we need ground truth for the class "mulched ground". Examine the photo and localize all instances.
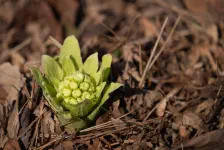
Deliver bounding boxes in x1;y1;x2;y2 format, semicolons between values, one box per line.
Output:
1;0;224;149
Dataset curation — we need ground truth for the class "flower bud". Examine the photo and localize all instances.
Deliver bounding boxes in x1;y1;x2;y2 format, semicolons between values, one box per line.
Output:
69;98;77;105
73;72;84;83
64;80;70;87
80;82;89;91
69;81;78;89
63;89;71;97
72;89;82;98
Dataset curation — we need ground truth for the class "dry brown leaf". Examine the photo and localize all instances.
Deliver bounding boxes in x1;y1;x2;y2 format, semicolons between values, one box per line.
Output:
11;52;25;69
7;102;19;139
144;90;163;108
112;100;122;118
3;139;21;150
42;111;55;137
184;0;208;13
182;110;202;130
61;140;74;150
195;99;214;115
172;129;224;150
46;0;78;25
0;128;8;148
111;117;126;130
0;1;15;25
156;98;167;117
184;0;224;24
0;63;23;105
139;17;158;38
205;24;218;42
156;88;181;117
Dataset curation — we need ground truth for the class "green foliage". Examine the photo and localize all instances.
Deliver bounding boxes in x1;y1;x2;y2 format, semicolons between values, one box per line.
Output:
30;35;122;132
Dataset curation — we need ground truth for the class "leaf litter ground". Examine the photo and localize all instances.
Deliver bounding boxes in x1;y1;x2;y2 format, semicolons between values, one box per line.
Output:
1;0;224;149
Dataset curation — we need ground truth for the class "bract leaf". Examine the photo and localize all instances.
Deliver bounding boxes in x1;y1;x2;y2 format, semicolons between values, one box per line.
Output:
83;52;99;75
30;66;61;112
96;82;106;99
42;55;63;81
88;82;122;120
59;35;83;69
49;77;60;90
62;99;95;117
62;56;76;77
100;54;112;81
30;67;56;97
100;54;112;70
57;114;88;132
93;70;103;86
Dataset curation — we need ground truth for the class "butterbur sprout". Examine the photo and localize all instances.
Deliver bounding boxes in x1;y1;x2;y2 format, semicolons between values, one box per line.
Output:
30;35;122;132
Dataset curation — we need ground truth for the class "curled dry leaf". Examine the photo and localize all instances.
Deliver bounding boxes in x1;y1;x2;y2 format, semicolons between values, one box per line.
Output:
0;63;24;105
3;139;21;150
111;117;126;130
7;102;19;139
42;111;55;137
156;98;167;117
139;17;158;38
144;90;163;108
182;110;202;130
0;128;8;148
172;129;224;150
112;100;122;118
156;88;181;117
205;24;218;42
195;99;214;115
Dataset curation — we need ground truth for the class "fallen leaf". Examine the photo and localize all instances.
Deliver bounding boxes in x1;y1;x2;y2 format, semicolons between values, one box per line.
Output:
144;90;163;108
112;100;122;118
156;98;167;117
7;102;19;139
3;139;21;150
0;128;8;148
111;117;126;130
0;63;24;105
182;110;202;130
156;88;181;117
172;129;224;150
184;0;208;13
205;24;218;42
42;111;55;137
195;99;214;115
139;17;158;38
61;140;74;150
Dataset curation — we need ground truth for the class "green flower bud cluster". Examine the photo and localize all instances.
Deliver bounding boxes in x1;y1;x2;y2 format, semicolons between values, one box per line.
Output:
31;35;122;132
57;72;96;105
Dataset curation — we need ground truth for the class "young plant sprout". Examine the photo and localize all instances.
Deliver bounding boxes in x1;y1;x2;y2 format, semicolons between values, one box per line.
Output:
30;35;121;132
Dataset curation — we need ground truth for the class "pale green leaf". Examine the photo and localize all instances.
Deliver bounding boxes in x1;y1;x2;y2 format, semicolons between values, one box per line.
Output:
59;35;83;69
30;66;62;112
42;55;63;81
49;77;60;90
100;54;112;70
57;114;89;132
62;99;95;117
62;56;76;77
93;70;103;86
88;82;122;120
30;66;56;97
100;54;112;81
83;52;99;75
96;82;106;98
